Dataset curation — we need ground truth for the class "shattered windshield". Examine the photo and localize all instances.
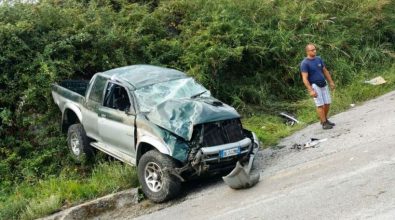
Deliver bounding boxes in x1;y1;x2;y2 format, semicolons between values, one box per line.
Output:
134;78;211;112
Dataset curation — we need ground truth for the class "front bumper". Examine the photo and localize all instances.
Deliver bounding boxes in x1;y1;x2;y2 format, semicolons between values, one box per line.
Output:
200;137;252;162
190;132;260;174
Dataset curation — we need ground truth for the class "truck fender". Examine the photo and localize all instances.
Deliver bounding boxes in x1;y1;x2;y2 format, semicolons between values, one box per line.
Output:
136;135;172;164
62;102;82;124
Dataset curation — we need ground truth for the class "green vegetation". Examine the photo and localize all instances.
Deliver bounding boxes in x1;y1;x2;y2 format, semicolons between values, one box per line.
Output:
0;0;394;219
1;161;139;220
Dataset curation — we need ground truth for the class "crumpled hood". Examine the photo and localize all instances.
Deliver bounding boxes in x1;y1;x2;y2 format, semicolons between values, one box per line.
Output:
146;97;240;141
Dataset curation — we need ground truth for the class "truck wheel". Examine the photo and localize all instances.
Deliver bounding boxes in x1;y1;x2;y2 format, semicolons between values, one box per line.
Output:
67;123;93;164
138;150;181;203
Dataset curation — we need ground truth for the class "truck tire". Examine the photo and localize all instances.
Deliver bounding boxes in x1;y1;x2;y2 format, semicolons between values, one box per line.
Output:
67;123;93;164
138;150;181;203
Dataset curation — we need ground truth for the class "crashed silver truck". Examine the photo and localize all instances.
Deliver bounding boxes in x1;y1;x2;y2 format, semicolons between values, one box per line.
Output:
52;65;260;202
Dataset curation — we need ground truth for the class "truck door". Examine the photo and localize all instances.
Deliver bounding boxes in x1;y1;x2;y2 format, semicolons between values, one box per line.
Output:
83;75;107;141
98;82;136;157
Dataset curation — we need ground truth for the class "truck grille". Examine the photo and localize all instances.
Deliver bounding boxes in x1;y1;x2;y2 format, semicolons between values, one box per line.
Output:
195;118;244;147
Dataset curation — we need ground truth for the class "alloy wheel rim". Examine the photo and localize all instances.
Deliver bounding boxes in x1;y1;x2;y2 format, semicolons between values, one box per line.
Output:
70;133;81;156
144;162;163;192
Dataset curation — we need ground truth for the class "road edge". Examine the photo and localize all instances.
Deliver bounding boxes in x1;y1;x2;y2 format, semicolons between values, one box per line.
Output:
38;188;139;220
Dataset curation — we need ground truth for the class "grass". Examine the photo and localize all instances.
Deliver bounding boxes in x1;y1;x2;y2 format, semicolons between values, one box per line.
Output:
1;65;394;220
0;162;139;220
243;65;395;147
243;114;304;146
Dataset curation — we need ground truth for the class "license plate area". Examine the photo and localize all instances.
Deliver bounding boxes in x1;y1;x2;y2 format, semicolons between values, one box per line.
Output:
219;147;241;158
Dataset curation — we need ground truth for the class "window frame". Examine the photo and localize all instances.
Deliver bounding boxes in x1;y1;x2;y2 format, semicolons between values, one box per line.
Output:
102;81;135;113
87;75;108;104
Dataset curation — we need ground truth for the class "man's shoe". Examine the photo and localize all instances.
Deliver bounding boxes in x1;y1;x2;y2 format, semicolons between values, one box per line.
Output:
322;121;333;130
326;120;335;126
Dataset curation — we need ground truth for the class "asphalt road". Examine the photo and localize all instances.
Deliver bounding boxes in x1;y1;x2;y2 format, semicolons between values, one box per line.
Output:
99;90;395;220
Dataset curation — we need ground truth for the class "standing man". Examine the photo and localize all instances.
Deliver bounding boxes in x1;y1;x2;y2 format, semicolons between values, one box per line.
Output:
300;43;336;129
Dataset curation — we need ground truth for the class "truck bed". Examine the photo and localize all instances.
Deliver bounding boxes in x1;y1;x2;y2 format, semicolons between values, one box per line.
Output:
52;80;89;108
58;80;89;96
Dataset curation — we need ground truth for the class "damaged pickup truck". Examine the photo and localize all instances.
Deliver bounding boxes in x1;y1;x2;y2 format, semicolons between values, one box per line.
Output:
52;65;260;202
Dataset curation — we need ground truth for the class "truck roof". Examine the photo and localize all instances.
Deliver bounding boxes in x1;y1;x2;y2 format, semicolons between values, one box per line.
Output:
100;65;188;89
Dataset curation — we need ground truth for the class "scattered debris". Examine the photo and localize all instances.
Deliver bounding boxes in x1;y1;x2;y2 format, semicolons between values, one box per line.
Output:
291;138;328;150
350;103;355;107
364;76;386;85
279;112;300;126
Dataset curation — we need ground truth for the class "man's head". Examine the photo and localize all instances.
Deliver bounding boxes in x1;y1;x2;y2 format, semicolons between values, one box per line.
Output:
305;43;317;58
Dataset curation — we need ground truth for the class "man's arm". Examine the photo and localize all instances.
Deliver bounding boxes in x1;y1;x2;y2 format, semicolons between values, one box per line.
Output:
301;72;317;98
323;67;335;90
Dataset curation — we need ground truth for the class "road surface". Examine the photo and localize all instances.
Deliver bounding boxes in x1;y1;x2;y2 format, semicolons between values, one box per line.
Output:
98;90;395;220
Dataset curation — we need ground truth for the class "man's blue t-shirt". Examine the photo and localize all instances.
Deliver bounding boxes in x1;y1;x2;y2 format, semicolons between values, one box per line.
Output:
300;56;326;85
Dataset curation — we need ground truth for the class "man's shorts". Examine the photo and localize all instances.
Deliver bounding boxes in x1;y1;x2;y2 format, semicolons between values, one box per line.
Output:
312;84;331;107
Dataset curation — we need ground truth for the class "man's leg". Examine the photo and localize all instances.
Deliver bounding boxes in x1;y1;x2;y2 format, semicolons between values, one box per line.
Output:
316;106;327;123
313;84;333;129
312;84;327;124
323;104;330;119
318;106;332;129
322;85;335;125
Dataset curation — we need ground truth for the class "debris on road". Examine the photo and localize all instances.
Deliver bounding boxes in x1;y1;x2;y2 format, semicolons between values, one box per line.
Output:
364;76;386;85
223;150;260;189
279;112;301;126
291;138;328;150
